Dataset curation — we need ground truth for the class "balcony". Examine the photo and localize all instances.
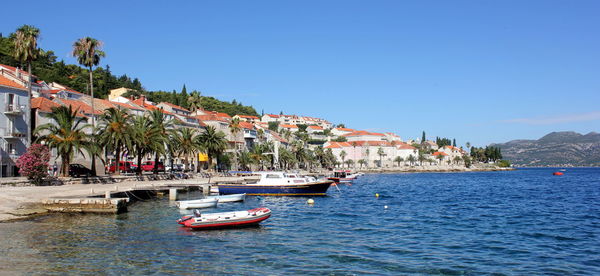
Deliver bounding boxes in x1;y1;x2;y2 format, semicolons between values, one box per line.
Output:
243;130;257;139
0;128;26;139
4;104;24;115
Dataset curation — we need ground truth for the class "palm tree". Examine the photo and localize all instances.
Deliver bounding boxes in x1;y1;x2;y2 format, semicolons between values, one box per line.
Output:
149;109;174;174
98;108;131;175
130;115;164;175
188;91;202;113
13;25;40;147
196;125;227;171
377;147;385;167
394;156;404;167
418;153;427;166
407;155;416;166
358;159;367;169
339;150;347;167
453;156;462;165
465;142;471;150
237;151;253;171
72;37;105;175
35;106;90;176
344;159;354;168
175;127;199;170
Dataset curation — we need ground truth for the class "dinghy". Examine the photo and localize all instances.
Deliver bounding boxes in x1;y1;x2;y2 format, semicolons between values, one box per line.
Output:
176;198;218;209
206;193;246;203
177;207;271;229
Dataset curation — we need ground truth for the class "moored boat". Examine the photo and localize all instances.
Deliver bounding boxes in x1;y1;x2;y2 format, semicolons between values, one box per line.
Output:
176;198;218;209
206;193;246;203
218;172;333;196
328;170;357;183
177;207;271;229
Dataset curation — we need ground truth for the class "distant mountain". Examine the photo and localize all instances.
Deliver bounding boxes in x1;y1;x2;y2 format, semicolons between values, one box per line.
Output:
491;131;600;167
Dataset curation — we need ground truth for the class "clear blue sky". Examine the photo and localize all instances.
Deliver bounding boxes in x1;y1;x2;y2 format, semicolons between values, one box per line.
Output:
3;0;600;146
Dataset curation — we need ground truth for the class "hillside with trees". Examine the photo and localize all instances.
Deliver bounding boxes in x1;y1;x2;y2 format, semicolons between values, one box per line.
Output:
0;32;259;116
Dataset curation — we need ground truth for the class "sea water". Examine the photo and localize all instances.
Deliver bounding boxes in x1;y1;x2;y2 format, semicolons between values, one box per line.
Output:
1;168;599;275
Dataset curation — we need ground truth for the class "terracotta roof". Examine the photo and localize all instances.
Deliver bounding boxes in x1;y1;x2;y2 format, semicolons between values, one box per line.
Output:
334;127;354;132
308;125;324;130
395;142;416;150
31;97;61;113
239;121;254;130
268;130;288;143
236;114;259;120
56;98;102;115
280;124;298;128
0;75;26;90
110;101;145;111
432;152;449;156
348;140;393;147
324;142;352;149
343;130;385;137
266;114;280;118
196;114;229;123
159;102;190;112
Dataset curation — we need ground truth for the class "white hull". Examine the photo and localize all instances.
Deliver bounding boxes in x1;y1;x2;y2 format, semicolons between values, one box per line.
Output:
206;193;246;203
177;198;219;209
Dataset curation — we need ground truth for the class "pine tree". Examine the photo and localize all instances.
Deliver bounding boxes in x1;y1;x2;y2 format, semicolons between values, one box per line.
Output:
171;89;178;105
452;139;456;147
422;131;426;142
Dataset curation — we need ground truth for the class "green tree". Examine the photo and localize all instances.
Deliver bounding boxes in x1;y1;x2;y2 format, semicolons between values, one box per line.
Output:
188;91;202;112
268;121;279;132
98;108;131;175
339;150;347;167
394;156;404;167
35;106;90;176
175;127;199;170
72;37;105;175
130;115;165;175
421;131;426;142
149;109;174;174
377;147;385;167
13;25;40;147
344;159;354;168
196;125;227;171
407;155;416;166
358;159;367;169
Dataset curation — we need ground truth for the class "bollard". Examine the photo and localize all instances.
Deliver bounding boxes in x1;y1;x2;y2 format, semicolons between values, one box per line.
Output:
105;191;111;198
169;188;178;201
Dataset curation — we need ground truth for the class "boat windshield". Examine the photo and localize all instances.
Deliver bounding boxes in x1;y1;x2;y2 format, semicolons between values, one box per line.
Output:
265;174;282;179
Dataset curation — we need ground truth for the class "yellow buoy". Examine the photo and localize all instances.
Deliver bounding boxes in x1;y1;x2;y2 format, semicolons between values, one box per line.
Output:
375;193;380;198
307;198;315;204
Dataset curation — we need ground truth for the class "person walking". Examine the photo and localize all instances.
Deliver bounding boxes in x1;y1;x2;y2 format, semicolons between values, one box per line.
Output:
52;162;58;177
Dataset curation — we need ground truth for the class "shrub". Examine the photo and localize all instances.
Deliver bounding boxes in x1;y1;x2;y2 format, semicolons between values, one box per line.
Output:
15;144;50;185
497;160;511;167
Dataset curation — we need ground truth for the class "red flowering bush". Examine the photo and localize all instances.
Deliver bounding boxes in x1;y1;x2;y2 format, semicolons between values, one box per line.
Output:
16;144;50;185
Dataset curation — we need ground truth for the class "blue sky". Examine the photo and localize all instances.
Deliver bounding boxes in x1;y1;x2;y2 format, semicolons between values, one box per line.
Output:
2;0;600;146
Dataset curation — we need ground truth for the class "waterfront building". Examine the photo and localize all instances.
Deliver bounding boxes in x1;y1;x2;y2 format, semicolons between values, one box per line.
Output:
331;127;354;137
0;75;29;177
343;130;387;142
233;114;260;123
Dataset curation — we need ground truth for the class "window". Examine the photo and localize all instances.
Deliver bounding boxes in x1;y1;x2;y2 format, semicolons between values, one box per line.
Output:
266;174;281;179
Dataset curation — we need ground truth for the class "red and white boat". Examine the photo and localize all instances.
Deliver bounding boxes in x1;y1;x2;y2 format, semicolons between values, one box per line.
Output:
328;170;359;183
176;207;271;229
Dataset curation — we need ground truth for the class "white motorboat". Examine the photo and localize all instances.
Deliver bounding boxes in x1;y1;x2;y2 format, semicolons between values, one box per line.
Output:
176;198;218;209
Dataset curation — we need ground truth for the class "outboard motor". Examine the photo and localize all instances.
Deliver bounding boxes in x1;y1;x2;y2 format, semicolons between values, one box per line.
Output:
193;209;201;217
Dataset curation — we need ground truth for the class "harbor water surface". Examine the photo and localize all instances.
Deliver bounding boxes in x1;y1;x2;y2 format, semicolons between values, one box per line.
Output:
1;168;599;275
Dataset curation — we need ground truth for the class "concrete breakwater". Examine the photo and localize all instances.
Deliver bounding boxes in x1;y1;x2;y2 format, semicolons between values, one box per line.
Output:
0;175;254;222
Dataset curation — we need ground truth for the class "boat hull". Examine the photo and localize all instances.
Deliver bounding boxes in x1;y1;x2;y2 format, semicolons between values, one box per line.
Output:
206;193;246;203
177;199;218;209
217;181;333;196
178;208;271;229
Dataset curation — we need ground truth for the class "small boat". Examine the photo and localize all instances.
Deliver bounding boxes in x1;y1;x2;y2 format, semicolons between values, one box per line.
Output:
206;193;246;203
553;172;564;176
218;172;333;196
559;169;566;172
176;198;218;209
177;207;271;229
328;170;357;183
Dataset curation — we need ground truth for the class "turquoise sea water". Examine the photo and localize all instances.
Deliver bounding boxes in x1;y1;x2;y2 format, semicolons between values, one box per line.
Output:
1;168;599;275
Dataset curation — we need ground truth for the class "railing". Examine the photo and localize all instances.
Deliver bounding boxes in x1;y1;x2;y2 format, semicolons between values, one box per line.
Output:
4;104;24;114
0;127;25;138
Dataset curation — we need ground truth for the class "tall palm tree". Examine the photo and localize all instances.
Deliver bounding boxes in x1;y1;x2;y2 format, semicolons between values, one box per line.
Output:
237;151;253;171
98;108;131;175
13;25;40;147
72;37;105;174
340;150;347;168
407;155;416;166
358;159;367;169
344;159;354;168
394;156;404;167
377;147;385;167
175;127;199;170
149;109;174;174
130;115;164;175
188;91;202;113
35;106;90;176
196;125;227;171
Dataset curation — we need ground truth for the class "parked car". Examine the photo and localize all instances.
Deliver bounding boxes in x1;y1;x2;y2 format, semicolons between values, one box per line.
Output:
141;161;165;172
108;161;134;173
166;164;184;172
69;164;93;177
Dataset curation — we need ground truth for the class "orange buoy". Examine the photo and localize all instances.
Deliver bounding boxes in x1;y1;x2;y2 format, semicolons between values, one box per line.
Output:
553;172;564;176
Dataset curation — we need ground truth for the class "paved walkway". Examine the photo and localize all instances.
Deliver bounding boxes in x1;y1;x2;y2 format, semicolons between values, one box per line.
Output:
0;176;245;222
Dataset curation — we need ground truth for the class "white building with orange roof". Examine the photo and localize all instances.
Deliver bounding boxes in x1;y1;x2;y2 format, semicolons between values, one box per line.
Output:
343;130;387;142
0;74;30;177
233;114;260;123
280;124;299;133
331;127;354;137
